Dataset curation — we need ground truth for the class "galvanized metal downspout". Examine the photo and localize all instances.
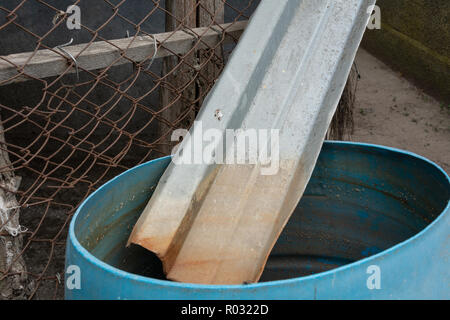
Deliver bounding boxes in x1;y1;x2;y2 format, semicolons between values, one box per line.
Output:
128;0;376;284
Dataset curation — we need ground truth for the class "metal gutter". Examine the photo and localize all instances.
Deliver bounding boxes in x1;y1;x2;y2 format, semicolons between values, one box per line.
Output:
128;0;376;284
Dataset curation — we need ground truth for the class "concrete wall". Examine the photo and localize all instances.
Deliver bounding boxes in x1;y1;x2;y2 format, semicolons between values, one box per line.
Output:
362;0;450;102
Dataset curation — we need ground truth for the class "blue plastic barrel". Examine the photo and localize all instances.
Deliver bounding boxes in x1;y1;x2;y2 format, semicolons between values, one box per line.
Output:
65;142;450;299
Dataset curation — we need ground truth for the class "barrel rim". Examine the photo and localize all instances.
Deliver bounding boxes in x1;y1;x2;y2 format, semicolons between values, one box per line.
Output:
68;141;450;289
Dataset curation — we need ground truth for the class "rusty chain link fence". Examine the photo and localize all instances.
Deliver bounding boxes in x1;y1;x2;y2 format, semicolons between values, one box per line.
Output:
0;0;355;299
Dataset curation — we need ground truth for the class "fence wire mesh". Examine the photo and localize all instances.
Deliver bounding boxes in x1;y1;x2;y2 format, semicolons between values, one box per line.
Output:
0;0;355;300
0;0;259;299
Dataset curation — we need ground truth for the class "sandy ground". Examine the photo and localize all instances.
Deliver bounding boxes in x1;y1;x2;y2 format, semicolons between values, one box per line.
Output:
352;49;450;174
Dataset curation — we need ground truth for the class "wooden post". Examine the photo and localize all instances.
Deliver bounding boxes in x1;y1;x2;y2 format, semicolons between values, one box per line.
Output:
0;118;28;299
197;0;225;106
159;0;225;155
159;0;198;155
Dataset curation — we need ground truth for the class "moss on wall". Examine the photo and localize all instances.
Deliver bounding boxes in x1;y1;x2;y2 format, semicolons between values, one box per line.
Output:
362;0;449;102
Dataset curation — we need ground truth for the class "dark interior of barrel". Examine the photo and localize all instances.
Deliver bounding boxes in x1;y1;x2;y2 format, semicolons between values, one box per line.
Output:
77;144;449;283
